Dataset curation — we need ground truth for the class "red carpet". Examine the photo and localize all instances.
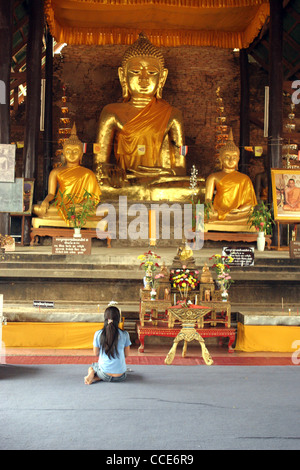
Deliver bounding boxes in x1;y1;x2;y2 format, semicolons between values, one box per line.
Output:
3;355;295;366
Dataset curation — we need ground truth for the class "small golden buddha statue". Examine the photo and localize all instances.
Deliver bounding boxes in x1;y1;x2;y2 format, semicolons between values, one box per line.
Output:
172;241;195;268
200;263;213;284
94;33;186;183
32;124;101;228
205;129;257;232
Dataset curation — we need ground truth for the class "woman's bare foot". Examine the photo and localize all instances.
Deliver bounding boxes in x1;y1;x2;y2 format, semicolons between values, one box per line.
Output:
84;367;96;385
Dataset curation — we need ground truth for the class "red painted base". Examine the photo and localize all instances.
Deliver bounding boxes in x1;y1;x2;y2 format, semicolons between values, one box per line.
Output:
137;323;236;354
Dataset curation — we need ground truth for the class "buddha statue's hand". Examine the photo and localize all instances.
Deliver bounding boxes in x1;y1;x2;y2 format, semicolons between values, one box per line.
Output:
39;200;50;217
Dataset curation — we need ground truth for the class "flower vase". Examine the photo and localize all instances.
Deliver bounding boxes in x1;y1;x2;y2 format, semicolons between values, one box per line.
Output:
221;290;228;302
257;231;265;251
150;289;157;301
73;227;81;238
143;276;152;290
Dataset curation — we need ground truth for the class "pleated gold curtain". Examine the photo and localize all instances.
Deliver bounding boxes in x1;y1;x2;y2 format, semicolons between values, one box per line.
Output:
44;0;270;49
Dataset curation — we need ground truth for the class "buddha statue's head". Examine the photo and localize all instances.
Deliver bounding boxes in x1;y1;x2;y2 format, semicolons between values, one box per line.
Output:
219;129;240;171
62;123;83;165
118;32;168;100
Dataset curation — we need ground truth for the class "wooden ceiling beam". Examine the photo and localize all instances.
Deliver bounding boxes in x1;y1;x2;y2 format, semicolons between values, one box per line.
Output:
248;51;269;72
284;61;300;80
283;31;300;56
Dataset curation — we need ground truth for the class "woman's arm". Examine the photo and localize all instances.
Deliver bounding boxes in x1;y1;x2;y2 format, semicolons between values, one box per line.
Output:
124;346;130;357
93;346;100;356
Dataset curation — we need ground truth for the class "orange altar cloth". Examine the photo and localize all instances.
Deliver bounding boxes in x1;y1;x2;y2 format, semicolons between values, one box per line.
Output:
2;321;124;349
235;323;300;353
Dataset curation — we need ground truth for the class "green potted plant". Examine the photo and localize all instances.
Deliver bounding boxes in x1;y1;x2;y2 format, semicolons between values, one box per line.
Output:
248;201;274;251
54;189;98;236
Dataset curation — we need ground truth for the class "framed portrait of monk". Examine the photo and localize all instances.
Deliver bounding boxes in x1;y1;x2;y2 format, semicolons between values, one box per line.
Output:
271;169;300;222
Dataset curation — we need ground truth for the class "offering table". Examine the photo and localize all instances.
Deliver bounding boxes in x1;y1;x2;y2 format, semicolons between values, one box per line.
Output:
164;304;213;365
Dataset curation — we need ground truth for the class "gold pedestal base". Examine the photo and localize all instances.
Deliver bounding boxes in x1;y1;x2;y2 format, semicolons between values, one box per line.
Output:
164;323;214;366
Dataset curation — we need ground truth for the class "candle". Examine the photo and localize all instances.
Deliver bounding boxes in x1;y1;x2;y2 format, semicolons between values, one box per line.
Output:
173;293;176;305
195;294;198;305
289;308;291;316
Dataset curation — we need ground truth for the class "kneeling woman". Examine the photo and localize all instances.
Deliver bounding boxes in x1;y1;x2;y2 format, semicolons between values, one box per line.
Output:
84;305;131;384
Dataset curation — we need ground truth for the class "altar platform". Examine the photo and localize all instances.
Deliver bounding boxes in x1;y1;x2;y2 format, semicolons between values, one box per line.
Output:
1;244;300;354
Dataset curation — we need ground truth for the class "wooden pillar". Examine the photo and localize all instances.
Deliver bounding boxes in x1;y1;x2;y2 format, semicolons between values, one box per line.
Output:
43;28;53;198
239;48;250;175
267;0;283;202
23;0;44;244
23;0;44;179
0;0;13;235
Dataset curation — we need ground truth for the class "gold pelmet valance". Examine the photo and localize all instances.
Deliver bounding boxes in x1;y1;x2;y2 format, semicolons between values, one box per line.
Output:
44;0;270;49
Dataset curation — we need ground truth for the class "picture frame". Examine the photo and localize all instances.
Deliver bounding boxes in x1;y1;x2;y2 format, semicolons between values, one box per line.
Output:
0;143;16;183
271;168;300;222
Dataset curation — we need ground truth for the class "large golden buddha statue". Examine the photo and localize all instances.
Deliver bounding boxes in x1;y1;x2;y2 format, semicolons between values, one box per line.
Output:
32;124;101;228
205;130;257;232
93;33;196;201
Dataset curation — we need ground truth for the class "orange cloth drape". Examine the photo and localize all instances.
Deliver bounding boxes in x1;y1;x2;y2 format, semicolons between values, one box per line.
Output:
116;98;172;171
44;0;270;49
56;166;101;223
235;323;300;353
2;321;124;349
213;171;257;220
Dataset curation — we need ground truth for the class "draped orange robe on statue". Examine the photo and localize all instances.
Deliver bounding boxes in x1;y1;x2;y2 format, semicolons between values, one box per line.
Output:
56;166;101;222
116;98;173;171
213;171;257;220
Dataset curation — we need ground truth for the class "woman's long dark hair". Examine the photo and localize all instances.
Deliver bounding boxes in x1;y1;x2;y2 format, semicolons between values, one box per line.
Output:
100;306;120;359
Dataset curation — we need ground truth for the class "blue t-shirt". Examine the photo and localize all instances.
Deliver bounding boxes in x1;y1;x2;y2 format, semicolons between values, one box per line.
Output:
93;329;131;374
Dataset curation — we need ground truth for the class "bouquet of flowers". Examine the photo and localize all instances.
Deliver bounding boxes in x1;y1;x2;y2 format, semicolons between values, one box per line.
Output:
209;254;234;294
138;250;161;289
170;266;200;299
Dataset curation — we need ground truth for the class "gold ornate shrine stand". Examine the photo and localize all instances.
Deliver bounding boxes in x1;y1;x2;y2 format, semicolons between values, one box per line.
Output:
164;306;214;366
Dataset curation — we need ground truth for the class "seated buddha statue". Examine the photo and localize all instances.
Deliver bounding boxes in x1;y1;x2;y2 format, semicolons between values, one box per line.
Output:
94;33;186;184
205;130;257;231
32;124;102;228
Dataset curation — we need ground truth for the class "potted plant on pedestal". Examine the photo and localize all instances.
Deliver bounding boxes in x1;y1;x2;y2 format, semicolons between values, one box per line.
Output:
54;189;98;236
248;201;274;251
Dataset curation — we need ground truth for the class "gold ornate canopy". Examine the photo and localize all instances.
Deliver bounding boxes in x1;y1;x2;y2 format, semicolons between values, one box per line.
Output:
44;0;270;49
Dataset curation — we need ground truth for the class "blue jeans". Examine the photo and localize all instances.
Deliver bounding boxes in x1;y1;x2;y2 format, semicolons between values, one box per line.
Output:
91;362;127;382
